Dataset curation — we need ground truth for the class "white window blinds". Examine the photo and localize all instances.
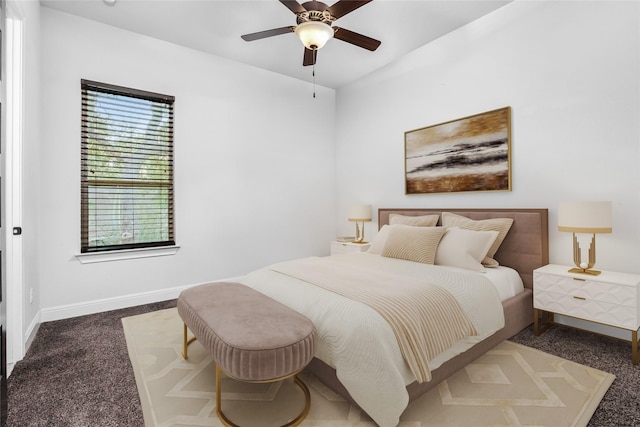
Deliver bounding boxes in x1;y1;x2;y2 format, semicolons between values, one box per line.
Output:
81;80;175;253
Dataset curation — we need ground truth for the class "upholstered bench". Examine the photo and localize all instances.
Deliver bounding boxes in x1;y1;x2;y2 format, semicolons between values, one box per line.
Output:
177;282;317;427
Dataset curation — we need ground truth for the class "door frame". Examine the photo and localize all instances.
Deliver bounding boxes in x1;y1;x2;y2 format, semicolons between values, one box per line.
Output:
4;8;24;374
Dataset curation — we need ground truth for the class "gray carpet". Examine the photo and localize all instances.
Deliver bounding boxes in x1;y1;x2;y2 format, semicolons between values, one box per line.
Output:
6;300;638;426
7;300;176;427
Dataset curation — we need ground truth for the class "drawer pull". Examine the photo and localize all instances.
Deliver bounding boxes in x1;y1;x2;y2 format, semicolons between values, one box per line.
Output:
573;296;586;301
572;278;586;282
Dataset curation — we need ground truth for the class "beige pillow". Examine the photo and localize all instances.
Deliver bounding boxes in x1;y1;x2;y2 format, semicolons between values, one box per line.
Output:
435;227;499;272
367;224;391;255
381;224;446;264
389;214;439;227
441;212;514;267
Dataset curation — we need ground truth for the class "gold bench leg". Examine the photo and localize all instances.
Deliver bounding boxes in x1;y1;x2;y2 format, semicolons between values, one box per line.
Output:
215;364;311;427
181;323;197;359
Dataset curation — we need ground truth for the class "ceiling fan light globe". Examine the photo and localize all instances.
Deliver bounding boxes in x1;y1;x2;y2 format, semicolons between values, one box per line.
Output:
295;21;334;50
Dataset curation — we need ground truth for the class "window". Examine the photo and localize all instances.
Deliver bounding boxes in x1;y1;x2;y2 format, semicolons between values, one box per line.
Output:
81;80;175;253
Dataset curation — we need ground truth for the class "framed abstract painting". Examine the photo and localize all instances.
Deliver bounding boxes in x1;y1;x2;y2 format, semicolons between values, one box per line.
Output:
405;107;511;195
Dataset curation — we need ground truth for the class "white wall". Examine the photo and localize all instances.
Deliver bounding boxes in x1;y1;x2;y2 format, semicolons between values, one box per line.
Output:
37;7;336;320
335;1;640;276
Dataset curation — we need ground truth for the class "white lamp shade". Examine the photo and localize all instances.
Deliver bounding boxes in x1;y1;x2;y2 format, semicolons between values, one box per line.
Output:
348;204;372;222
294;21;334;50
558;201;612;234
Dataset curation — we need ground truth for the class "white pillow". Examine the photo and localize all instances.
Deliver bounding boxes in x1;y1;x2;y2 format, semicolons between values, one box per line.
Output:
381;224;446;264
435;227;499;272
441;212;513;267
389;214;439;227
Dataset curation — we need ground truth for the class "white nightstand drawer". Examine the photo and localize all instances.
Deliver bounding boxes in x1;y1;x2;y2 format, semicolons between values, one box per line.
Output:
534;290;637;330
534;272;636;307
330;241;370;255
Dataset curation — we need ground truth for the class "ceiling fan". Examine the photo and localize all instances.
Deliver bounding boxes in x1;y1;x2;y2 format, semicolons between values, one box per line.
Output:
241;0;381;66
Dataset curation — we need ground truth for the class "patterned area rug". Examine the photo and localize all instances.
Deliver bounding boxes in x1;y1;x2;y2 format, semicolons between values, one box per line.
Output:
122;308;614;427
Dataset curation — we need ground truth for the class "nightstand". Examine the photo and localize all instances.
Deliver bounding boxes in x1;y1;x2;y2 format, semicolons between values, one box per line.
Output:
330;241;370;255
533;264;640;364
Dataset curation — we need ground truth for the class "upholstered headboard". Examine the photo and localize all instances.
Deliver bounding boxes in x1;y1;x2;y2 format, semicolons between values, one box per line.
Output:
378;208;549;289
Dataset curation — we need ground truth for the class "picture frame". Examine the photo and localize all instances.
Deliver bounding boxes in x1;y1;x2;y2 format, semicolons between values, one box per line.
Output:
404;106;512;195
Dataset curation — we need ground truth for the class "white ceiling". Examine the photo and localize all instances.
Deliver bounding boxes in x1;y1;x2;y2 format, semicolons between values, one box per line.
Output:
40;0;511;89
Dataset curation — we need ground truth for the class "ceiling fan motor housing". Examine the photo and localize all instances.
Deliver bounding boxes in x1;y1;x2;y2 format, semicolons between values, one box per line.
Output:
296;9;334;25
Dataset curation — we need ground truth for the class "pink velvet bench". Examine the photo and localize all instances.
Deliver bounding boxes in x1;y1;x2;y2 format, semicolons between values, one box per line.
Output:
177;282;317;427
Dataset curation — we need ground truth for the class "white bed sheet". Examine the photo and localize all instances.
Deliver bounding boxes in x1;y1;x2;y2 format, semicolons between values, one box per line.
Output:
481;265;525;301
242;253;509;427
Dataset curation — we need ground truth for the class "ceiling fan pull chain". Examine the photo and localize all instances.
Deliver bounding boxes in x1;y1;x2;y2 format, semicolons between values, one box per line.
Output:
312;51;317;98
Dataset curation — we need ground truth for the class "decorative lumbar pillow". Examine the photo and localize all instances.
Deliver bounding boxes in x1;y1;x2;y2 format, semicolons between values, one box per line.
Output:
441;212;514;267
389;214;439;227
435;227;500;272
367;224;391;255
381;224;446;264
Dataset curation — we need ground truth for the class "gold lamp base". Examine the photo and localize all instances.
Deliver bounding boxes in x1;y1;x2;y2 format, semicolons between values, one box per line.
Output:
567;267;602;276
353;221;368;244
569;232;602;276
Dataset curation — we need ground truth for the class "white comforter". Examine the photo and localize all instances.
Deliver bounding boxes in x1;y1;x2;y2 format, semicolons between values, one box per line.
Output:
242;253;505;427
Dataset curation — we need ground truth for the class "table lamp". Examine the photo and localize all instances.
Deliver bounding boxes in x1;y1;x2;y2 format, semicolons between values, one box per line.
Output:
557;201;612;275
348;205;372;244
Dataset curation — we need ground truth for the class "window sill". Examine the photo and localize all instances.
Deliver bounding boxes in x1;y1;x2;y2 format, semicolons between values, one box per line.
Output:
76;245;180;264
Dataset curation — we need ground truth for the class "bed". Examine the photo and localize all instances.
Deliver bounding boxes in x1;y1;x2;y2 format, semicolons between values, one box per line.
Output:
242;208;548;427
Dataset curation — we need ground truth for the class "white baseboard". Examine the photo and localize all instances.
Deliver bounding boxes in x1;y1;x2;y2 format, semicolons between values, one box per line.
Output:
25;310;41;350
10;278;240;375
39;276;245;323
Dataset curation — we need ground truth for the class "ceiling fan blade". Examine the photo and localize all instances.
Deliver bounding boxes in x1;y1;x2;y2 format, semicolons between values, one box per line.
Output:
280;0;307;14
333;27;381;51
241;26;295;41
327;0;371;19
303;48;317;66
301;1;330;12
